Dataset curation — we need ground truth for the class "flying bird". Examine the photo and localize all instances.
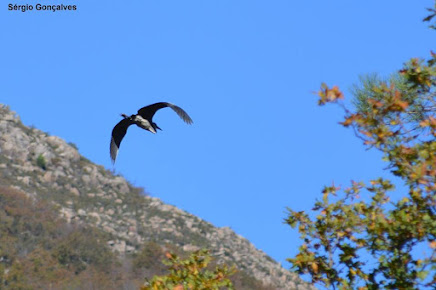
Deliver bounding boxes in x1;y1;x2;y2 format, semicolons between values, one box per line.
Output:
110;102;193;163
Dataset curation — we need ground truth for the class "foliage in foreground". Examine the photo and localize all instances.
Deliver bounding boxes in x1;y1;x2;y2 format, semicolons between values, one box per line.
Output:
286;5;436;290
141;249;236;290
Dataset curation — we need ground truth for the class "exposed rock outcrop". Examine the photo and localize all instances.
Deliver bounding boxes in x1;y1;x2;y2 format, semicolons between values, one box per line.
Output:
0;104;315;290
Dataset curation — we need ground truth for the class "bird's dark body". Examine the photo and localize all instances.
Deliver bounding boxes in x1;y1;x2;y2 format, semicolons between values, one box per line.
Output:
110;102;193;163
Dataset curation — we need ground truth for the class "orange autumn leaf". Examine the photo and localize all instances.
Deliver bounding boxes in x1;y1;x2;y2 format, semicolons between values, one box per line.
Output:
311;262;319;273
367;98;383;108
420;116;436;128
396;100;409;110
341;115;356;127
318;83;344;105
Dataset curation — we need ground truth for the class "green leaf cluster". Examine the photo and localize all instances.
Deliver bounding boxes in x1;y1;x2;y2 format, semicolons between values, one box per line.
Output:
36;154;47;170
141;249;236;290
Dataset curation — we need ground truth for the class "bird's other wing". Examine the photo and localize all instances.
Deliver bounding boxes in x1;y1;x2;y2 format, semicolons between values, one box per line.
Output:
137;102;193;124
137;102;169;121
167;103;193;124
110;118;133;163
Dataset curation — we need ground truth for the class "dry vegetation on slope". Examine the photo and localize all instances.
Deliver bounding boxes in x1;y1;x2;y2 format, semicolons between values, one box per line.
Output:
0;104;314;289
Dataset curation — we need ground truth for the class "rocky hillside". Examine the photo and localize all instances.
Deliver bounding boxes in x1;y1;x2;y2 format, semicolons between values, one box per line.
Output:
0;104;315;290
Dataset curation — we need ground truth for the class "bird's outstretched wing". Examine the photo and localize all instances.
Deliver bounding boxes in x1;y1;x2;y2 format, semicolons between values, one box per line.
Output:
137;102;193;124
110;118;133;163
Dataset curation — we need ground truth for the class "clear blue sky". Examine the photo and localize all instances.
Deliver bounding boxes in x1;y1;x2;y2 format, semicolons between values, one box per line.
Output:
1;1;434;269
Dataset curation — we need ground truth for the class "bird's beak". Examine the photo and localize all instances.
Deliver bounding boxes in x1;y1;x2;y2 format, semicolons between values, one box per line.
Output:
156;125;162;131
